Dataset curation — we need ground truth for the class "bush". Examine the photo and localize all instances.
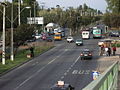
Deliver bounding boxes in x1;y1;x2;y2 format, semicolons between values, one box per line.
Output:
111;43;120;47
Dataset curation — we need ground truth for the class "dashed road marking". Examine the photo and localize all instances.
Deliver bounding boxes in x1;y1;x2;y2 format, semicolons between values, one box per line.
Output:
60;56;80;80
14;49;67;90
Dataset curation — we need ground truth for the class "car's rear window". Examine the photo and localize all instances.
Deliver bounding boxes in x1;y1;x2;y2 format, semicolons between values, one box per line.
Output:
82;51;90;54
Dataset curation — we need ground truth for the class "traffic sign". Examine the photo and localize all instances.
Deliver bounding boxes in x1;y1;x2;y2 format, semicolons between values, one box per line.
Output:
92;71;100;80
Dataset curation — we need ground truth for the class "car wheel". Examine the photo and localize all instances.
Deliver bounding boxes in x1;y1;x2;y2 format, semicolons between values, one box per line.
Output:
81;57;83;60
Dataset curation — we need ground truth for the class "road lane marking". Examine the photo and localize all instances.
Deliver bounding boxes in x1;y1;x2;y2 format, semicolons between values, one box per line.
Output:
72;70;91;75
60;56;80;80
14;49;67;90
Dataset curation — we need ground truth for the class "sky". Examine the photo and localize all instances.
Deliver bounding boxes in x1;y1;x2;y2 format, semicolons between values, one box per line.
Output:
38;0;107;12
0;0;107;12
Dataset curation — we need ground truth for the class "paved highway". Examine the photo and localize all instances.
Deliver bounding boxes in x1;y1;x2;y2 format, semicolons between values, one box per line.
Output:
0;37;115;90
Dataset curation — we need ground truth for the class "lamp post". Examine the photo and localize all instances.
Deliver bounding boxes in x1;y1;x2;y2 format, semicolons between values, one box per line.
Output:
25;7;31;25
34;1;36;24
18;0;21;26
0;1;7;65
10;6;31;61
11;0;14;61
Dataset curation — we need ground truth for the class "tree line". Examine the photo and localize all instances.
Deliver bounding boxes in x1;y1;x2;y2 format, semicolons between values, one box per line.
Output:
0;0;120;50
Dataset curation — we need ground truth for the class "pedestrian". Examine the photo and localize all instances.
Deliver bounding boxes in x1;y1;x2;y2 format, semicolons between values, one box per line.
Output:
112;46;116;56
99;45;104;56
107;47;111;56
105;47;108;56
30;45;34;57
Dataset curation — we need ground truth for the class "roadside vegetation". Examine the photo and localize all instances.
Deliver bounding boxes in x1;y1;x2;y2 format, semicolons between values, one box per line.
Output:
0;0;120;73
0;42;54;74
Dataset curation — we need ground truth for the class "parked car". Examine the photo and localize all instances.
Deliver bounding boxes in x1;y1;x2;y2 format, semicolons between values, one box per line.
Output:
80;49;92;60
51;81;74;90
67;36;74;43
46;36;52;42
75;39;83;46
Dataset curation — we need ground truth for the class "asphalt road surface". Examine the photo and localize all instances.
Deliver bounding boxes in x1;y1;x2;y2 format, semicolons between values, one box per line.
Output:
0;37;115;90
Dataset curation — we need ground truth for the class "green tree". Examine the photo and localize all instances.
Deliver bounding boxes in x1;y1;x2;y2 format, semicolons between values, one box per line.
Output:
105;0;120;13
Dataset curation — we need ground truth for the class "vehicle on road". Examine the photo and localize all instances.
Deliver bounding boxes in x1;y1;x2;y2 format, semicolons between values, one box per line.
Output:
92;27;102;38
75;39;83;46
80;49;92;60
42;34;47;40
109;31;120;37
67;36;74;43
81;31;90;39
54;32;62;41
34;34;42;39
46;36;53;42
51;81;74;90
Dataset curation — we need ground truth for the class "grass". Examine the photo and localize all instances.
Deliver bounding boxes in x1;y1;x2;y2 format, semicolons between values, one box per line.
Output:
0;42;54;74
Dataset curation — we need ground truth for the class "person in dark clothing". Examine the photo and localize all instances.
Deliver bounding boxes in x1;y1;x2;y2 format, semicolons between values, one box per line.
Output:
30;46;34;57
107;47;111;56
112;47;116;56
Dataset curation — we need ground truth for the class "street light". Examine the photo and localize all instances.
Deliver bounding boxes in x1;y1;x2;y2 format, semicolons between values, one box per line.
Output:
25;7;31;25
0;1;7;65
18;0;21;26
10;5;31;61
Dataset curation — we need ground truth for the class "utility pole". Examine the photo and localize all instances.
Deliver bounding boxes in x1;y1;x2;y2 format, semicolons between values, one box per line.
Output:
34;1;36;24
11;0;14;61
18;0;21;26
2;0;6;65
30;9;31;26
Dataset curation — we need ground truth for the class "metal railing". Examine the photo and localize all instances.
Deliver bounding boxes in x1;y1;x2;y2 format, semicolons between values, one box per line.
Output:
83;61;119;90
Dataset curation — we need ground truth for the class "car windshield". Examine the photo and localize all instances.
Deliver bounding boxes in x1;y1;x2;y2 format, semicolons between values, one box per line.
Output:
67;37;73;39
82;51;90;54
76;39;82;42
51;87;68;90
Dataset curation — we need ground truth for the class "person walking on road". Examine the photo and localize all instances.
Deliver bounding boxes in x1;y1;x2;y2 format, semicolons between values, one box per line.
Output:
112;46;116;56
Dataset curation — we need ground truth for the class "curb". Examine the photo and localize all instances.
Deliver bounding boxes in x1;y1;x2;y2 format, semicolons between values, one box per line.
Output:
0;46;55;77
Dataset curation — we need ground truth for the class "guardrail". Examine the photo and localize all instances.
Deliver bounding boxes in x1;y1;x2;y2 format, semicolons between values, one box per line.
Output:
83;61;119;90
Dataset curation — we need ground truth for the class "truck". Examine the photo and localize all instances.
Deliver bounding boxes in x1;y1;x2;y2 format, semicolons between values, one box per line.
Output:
81;31;90;39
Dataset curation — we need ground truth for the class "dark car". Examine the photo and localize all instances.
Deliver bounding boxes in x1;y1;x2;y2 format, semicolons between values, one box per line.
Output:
51;81;74;90
75;39;83;46
80;49;92;60
46;36;52;42
109;31;120;37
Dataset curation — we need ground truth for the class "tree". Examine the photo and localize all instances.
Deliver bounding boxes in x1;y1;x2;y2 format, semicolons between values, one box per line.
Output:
105;0;120;13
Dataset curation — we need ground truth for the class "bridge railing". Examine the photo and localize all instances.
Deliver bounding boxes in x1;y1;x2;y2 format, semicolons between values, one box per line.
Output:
83;61;119;90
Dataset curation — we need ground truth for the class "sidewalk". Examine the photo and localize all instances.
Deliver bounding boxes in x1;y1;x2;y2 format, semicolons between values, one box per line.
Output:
102;47;120;90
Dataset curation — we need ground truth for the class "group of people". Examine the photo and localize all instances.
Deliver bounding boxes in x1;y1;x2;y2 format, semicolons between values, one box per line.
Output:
99;45;117;56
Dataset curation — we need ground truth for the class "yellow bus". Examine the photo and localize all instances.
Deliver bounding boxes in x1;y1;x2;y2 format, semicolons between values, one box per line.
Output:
54;33;62;40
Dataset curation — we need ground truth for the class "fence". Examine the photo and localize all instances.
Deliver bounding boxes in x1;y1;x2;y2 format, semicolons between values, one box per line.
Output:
83;61;119;90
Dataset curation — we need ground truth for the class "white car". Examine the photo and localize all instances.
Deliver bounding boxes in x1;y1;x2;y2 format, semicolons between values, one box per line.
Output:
67;36;74;43
35;34;42;39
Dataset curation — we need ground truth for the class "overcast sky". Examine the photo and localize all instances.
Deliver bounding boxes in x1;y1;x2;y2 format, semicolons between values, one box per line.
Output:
39;0;107;12
0;0;107;12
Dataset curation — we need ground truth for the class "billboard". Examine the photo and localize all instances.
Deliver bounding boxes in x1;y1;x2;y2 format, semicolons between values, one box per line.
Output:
27;17;44;25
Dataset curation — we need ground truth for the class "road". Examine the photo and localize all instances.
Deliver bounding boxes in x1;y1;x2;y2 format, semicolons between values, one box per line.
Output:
0;37;115;90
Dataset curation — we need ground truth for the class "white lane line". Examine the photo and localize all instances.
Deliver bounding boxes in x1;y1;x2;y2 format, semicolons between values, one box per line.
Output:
14;50;66;90
60;56;80;80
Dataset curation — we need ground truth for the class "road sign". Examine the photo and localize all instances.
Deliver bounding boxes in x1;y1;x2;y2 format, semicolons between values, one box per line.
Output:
92;71;100;80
